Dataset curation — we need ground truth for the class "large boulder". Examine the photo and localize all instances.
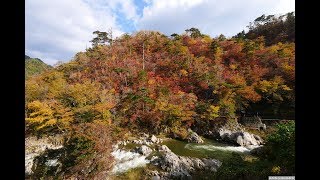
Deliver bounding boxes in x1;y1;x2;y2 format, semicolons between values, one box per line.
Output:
192;117;264;148
218;128;263;147
152;145;222;178
218;128;233;140
186;130;204;143
136;145;152;156
150;135;158;143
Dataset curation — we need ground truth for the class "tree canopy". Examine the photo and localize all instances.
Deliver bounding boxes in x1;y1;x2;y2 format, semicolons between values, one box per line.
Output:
26;12;295;135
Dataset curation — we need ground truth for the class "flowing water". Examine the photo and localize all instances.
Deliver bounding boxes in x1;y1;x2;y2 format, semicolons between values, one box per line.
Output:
110;149;150;174
163;138;257;162
110;138;259;176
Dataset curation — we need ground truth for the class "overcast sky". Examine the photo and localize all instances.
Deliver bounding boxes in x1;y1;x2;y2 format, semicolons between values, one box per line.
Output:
26;0;295;65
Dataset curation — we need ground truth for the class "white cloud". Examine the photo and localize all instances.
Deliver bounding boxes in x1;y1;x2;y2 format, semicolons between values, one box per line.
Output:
26;0;294;65
273;0;295;15
26;0;138;65
137;0;295;37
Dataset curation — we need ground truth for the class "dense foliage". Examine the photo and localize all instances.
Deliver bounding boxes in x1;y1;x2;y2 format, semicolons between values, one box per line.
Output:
263;121;295;174
235;12;295;46
214;122;295;179
25;12;295;178
26;27;295;134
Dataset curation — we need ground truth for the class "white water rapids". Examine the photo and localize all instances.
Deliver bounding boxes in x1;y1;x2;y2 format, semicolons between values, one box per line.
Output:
109;141;262;174
185;144;261;153
110;149;150;174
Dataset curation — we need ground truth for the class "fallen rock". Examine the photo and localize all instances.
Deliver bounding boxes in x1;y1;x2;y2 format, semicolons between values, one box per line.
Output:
142;133;150;138
192;116;264;147
150;135;158;143
158;145;171;152
186;130;204;143
132;139;144;144
147;170;170;180
154;145;222;178
136;145;152;156
218;128;263;147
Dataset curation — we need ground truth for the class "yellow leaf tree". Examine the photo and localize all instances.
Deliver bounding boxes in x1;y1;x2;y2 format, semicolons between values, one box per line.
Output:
26;100;73;132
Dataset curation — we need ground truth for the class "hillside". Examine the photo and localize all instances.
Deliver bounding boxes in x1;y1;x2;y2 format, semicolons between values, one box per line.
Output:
25;56;52;79
25;12;295;179
234;12;295;46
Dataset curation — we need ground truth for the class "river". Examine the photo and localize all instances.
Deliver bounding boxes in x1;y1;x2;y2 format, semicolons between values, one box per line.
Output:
163;138;256;162
110;137;260;179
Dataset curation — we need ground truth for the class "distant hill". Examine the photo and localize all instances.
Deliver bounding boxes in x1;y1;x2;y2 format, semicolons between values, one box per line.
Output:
234;12;295;46
25;55;52;79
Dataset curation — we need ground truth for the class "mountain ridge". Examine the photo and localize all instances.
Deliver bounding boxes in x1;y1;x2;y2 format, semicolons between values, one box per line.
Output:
25;55;52;79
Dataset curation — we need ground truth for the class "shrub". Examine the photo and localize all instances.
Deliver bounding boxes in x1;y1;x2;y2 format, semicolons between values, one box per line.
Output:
263;121;295;174
59;123;116;178
171;126;189;140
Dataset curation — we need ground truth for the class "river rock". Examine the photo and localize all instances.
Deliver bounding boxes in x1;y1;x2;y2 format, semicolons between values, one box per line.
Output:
253;134;263;142
119;141;127;146
136;145;152;156
142;133;150;138
133;139;144;144
154;145;222;178
218;128;232;140
186;130;204;143
158;145;171;152
150;156;159;165
239;131;262;146
218;129;263;147
147;170;170;180
152;174;161;180
150;135;158;143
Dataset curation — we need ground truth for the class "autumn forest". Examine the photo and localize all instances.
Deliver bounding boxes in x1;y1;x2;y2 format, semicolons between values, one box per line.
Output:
25;12;295;179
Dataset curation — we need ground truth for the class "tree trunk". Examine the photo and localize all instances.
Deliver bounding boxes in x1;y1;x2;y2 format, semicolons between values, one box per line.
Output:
143;42;145;70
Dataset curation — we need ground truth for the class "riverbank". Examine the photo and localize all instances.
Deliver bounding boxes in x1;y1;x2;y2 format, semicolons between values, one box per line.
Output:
106;133;264;179
25;121;294;179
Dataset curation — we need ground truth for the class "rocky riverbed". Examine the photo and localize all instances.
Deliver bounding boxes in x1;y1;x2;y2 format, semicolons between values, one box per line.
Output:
109;132;262;179
25;128;263;179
